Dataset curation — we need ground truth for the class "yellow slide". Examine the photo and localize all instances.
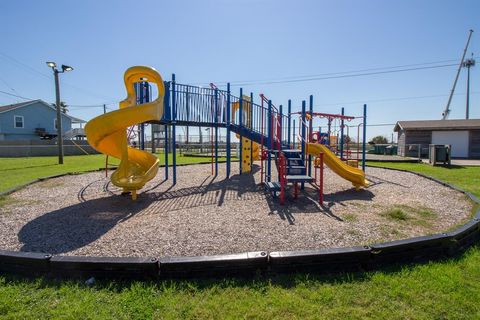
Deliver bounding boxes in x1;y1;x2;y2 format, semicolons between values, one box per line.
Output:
85;66;165;200
307;143;368;190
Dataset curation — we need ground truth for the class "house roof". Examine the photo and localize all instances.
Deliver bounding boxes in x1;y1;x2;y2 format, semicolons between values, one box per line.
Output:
0;100;40;113
0;99;85;123
394;119;480;132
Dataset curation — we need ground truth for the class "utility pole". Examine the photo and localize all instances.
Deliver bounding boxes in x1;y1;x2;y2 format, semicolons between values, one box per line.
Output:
442;29;474;120
53;70;63;164
46;62;73;165
463;55;475;119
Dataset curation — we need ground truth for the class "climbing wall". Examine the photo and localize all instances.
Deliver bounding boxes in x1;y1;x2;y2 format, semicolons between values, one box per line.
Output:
241;137;252;173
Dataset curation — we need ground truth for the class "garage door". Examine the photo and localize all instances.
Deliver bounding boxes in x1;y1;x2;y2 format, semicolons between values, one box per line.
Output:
432;131;469;158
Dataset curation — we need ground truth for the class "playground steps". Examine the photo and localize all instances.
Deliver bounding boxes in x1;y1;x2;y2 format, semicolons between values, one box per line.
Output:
285;175;315;183
286;157;303;163
287;165;306;175
265;181;281;191
281;150;314;183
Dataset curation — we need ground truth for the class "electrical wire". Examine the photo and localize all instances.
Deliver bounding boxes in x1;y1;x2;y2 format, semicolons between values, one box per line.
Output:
226;63;458;87
0;89;32;100
314;91;480;108
0;52;118;101
191;56;479;87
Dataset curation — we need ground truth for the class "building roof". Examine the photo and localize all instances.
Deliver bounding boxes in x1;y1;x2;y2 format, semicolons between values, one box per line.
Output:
394;119;480;132
0;100;40;113
0;99;85;123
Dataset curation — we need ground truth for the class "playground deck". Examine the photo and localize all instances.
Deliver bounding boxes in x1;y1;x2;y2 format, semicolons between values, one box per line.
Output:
0;163;472;258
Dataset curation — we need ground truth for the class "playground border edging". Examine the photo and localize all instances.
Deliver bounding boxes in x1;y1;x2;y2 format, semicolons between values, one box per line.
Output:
0;166;479;280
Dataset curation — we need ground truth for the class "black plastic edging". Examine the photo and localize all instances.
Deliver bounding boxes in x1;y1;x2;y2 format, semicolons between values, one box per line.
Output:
159;251;268;279
268;246;371;273
49;255;159;280
370;233;452;265
0;250;51;276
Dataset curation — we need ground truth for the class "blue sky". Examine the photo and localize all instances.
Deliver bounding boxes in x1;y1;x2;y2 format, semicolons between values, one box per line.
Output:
0;0;479;140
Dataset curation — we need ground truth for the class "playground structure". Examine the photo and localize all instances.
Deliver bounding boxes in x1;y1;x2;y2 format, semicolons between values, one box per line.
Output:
3;69;480;282
86;66;368;202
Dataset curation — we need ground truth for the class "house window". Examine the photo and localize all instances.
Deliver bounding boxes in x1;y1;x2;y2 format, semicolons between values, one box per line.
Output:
14;115;24;128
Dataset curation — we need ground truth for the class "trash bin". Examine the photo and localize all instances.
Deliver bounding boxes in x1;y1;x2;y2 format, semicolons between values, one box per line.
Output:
374;145;387;155
385;145;397;155
429;144;451;166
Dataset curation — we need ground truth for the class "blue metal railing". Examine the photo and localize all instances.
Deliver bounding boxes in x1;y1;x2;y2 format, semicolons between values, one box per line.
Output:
171;83;228;125
164;82;287;150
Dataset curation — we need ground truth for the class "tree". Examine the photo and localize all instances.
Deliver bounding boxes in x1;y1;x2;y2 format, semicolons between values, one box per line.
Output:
368;135;388;144
52;101;68;114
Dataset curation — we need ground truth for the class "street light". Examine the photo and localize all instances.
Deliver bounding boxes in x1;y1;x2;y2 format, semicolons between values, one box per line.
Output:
46;61;73;164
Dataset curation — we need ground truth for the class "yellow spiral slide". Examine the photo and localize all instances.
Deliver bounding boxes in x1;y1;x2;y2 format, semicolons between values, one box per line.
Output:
85;66;165;200
307;143;368;190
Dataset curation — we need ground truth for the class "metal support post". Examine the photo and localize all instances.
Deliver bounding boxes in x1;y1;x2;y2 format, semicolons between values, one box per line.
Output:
214;88;219;176
267;100;272;182
172;74;177;184
250;92;254;169
308;95;313;176
287;99;291;148
301;100;306;190
226;83;231;178
340;107;345;159
164;81;170;180
362;104;367;172
239;88;243;174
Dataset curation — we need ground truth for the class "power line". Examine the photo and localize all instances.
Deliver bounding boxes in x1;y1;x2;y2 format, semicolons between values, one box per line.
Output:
365;123;396;127
0;52;118;101
0;89;32;100
69;106;113;110
0;75;20;95
227;63;458;87
198;58;466;86
193;56;479;87
0;52;50;79
315;91;480;107
69;101;119;107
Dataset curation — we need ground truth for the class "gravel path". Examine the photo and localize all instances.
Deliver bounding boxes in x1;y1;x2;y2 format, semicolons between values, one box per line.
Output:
0;163;473;257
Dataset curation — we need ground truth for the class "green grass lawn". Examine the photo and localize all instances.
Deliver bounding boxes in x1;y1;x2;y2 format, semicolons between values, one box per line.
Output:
0;153;227;193
0;162;479;319
367;162;480;199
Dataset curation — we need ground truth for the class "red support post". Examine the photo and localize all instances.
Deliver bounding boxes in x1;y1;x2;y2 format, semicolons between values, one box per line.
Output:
319;152;324;205
260;97;264;184
280;155;285;205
